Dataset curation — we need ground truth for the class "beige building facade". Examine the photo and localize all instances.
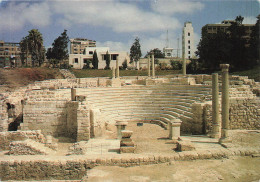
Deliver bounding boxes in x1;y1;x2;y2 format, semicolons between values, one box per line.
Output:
69;47;130;69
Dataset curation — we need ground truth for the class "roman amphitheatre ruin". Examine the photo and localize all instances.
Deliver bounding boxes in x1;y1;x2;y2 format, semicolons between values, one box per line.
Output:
0;63;260;181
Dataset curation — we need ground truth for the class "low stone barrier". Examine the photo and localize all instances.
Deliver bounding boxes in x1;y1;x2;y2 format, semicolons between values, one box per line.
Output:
0;147;259;181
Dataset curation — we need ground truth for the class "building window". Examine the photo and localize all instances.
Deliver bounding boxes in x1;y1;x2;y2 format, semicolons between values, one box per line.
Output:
188;40;190;44
89;51;93;55
74;58;78;63
188;46;190;49
188;56;190;59
83;59;88;64
111;54;118;60
188;51;190;54
188;32;190;36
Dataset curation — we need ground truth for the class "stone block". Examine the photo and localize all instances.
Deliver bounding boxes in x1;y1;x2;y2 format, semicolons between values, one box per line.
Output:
121;130;133;138
120;146;136;153
120;140;134;147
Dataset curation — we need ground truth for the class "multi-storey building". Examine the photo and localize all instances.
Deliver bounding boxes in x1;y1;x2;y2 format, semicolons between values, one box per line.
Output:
182;22;195;59
70;38;96;54
202;20;254;44
0;41;21;67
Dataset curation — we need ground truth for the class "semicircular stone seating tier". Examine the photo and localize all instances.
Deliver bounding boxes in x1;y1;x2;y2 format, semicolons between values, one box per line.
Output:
77;84;212;129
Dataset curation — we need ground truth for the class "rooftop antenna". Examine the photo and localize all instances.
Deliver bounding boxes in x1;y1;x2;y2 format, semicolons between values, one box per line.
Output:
177;37;179;58
166;30;169;48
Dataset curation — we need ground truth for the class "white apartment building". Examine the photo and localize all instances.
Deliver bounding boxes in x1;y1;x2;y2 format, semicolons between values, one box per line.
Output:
182;22;195;59
69;47;130;69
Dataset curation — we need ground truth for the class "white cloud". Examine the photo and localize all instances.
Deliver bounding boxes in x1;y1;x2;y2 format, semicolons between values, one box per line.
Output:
243;16;257;24
96;40;130;52
52;1;181;33
0;1;51;32
151;0;204;15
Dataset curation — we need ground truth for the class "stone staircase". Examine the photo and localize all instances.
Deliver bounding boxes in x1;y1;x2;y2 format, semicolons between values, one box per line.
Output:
8;139;55;155
80;84;212;128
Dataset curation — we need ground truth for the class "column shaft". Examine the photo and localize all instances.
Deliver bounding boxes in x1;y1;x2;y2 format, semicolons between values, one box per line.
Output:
148;56;151;77
182;52;186;75
220;64;230;139
116;56;119;78
151;53;155;78
211;73;220;138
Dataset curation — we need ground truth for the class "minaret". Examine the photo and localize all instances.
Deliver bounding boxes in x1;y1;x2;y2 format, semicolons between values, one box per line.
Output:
182;22;195;59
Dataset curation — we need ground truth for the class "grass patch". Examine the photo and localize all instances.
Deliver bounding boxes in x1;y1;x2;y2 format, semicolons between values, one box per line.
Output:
231;65;260;82
71;69;181;78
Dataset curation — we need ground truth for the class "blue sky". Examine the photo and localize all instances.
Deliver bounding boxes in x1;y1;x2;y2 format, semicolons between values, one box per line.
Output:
0;0;259;56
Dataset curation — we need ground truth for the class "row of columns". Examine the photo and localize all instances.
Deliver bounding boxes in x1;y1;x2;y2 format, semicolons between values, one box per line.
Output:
211;64;230;143
147;52;187;77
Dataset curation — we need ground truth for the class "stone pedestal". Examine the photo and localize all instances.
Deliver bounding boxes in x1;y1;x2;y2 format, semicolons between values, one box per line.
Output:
169;118;182;140
71;88;76;101
211;73;220;138
219;64;230;143
115;121;128;139
120;130;135;153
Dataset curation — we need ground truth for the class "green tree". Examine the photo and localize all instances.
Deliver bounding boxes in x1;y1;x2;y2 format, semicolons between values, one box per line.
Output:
27;29;45;67
130;37;142;67
196;15;252;72
145;48;165;58
122;58;128;70
20;29;45;67
104;51;111;69
92;50;99;69
46;30;69;67
248;14;260;67
20;37;30;66
228;16;247;70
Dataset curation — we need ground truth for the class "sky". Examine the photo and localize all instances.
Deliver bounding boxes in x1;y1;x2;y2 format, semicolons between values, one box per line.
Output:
0;0;259;57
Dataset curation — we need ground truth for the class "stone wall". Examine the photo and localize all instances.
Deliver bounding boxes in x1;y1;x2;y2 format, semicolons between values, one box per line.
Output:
77;102;90;141
21;101;68;137
204;98;260;134
66;101;79;139
0;130;45;150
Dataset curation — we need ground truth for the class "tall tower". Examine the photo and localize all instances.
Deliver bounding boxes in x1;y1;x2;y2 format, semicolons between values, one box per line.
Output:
182;22;195;59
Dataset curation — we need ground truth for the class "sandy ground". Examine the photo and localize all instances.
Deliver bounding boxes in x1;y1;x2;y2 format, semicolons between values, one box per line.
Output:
85;156;260;182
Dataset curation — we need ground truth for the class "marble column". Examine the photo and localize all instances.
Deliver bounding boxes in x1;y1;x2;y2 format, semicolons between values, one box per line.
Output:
112;67;115;79
211;73;220;138
182;52;186;75
116;56;119;78
220;64;230;141
151;52;155;78
71;88;76;101
148;56;151;77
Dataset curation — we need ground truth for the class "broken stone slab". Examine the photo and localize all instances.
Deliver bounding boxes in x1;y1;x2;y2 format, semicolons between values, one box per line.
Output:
176;139;195;151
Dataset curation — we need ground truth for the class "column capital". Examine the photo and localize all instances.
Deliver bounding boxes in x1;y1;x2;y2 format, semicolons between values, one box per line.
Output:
220;64;229;72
